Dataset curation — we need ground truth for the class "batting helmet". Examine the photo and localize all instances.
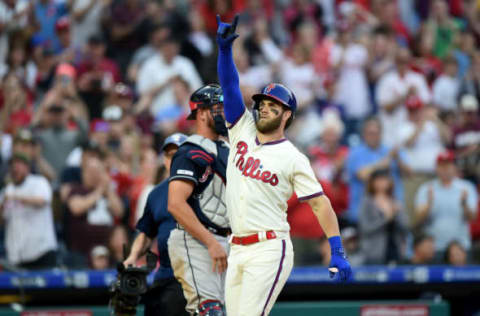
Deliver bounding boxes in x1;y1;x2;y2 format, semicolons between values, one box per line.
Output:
252;83;297;128
161;132;187;152
187;83;224;120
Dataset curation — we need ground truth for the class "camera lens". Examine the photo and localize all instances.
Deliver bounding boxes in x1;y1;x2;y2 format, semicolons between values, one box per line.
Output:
120;271;147;296
127;278;139;289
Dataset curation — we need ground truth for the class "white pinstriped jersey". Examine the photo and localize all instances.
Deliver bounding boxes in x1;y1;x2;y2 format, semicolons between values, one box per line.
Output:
226;110;323;236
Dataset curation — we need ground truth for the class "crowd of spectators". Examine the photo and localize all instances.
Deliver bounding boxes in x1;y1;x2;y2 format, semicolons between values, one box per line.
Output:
0;0;480;270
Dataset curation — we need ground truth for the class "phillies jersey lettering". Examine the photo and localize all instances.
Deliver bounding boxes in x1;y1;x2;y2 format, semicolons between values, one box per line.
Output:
234;141;279;186
226;109;324;235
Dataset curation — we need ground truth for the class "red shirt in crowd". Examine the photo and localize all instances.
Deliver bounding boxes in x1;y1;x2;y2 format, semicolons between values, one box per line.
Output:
309;144;349;215
76;58;121;86
0;90;33;134
288;143;349;239
287;179;347;239
287;193;324;239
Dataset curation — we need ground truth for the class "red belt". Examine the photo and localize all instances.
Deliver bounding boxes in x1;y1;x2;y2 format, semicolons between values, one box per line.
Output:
231;231;277;245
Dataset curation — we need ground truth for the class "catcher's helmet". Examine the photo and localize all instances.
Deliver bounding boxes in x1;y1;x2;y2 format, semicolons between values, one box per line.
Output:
161;132;187;152
252;83;297;128
187;83;224;120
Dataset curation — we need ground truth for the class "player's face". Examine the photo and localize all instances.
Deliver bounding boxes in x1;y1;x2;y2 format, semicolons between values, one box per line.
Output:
210;103;225;118
255;99;289;134
206;103;225;133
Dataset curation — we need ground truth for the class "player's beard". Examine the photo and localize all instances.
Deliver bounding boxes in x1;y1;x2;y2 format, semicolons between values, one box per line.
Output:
255;113;283;134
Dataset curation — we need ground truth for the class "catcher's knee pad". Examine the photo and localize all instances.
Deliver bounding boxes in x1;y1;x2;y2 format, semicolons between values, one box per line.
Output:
198;300;224;316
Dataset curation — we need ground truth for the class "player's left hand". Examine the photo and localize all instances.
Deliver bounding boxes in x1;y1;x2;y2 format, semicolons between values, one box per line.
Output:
216;14;239;49
207;239;228;274
328;236;352;283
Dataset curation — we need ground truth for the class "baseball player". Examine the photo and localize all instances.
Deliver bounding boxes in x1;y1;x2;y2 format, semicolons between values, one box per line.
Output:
123;132;188;316
167;84;230;316
216;16;352;316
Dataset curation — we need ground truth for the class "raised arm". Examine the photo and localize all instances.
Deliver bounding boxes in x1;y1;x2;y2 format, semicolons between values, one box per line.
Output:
216;15;245;124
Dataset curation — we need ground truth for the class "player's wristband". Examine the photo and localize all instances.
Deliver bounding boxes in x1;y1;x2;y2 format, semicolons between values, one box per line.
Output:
328;236;344;255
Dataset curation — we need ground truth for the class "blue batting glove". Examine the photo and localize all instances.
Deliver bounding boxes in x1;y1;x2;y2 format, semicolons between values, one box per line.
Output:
216;14;239;50
328;236;352;282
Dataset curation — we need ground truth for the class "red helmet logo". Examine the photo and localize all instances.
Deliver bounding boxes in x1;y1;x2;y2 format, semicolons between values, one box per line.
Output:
265;83;276;94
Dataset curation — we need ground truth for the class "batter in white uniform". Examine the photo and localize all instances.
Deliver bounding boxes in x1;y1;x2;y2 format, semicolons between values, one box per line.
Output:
216;15;352;316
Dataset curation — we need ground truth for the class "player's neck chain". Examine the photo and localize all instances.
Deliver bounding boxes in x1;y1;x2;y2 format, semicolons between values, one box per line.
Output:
233;141;279;186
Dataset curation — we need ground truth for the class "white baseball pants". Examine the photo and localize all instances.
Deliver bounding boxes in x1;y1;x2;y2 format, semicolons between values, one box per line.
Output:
225;237;294;316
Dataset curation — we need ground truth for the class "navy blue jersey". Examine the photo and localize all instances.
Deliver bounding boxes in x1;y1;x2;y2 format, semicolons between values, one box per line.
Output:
169;140;230;235
136;180;175;281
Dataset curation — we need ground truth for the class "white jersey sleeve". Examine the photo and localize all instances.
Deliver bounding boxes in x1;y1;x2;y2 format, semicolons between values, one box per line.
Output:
291;153;324;201
227;108;257;145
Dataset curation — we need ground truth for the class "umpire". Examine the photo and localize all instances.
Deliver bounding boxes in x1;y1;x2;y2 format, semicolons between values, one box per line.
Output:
123;133;189;316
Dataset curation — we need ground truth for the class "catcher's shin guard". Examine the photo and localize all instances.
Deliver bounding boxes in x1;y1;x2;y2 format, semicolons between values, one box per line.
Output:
198;300;224;316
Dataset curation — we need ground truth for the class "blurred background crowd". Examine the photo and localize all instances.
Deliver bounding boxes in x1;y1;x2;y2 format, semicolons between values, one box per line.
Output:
0;0;480;271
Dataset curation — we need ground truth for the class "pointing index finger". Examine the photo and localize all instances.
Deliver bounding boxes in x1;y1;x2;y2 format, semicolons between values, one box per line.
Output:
231;14;239;32
216;14;221;26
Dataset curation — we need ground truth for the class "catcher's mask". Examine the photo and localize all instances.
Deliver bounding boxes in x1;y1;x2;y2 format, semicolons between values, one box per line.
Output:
188;83;227;136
